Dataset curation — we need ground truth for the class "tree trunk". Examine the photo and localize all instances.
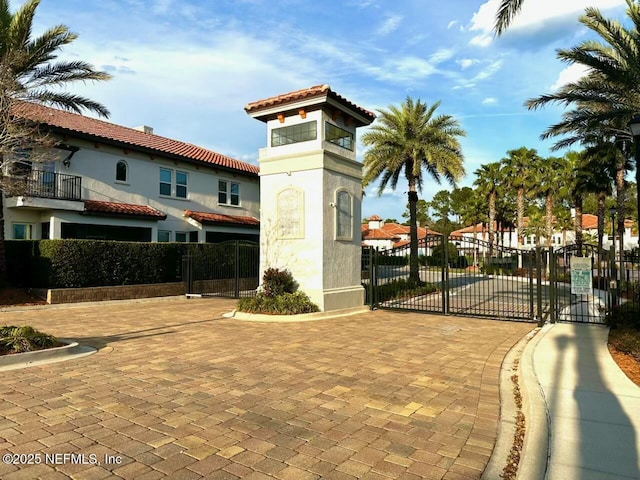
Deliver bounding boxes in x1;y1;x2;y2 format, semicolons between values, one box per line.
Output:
575;198;583;254
488;193;495;257
408;185;419;284
545;193;553;250
517;186;524;247
616;165;625;270
597;191;605;255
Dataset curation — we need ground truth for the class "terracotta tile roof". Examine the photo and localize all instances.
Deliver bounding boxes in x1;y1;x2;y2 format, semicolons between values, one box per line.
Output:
84;200;166;219
362;228;396;240
245;84;375;123
382;223;440;236
13;102;259;176
184;210;259;227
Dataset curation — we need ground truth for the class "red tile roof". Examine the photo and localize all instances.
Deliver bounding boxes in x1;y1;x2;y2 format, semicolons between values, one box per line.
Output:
381;223;440;236
84;200;166;219
362;228;396;240
184;210;259;227
13;102;259;176
245;84;375;123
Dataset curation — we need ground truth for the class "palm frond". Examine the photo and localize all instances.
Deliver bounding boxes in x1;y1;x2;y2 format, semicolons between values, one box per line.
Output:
494;0;524;36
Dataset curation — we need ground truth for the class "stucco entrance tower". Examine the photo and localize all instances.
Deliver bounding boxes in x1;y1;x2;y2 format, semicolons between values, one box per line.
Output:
245;85;375;311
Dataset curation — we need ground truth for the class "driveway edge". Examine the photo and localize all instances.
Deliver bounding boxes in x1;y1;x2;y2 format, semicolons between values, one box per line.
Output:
0;340;97;371
482;327;537;479
517;323;554;480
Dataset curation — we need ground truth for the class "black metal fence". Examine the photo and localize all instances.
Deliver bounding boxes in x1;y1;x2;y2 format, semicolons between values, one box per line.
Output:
363;235;539;322
183;240;259;298
365;235;639;324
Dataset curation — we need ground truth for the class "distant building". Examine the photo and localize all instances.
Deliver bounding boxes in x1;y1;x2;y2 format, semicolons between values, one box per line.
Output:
361;215;439;254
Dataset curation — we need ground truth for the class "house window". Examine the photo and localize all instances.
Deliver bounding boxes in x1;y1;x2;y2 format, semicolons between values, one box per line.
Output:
271;121;317;147
158;230;171;242
175;232;188;242
325;122;354;150
116;160;128;182
13;223;33;240
335;190;353;240
160;168;172;196
218;180;240;206
176;171;188;199
159;168;188;198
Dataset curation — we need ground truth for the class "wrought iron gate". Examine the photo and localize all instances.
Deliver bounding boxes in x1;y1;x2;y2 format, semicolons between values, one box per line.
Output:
364;234;540;322
550;244;639;324
183;240;259;298
365;235;638;324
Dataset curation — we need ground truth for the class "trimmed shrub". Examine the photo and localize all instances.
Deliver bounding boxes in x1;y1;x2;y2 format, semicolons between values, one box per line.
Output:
238;291;319;315
261;268;297;297
4;239;259;289
431;242;459;267
606;302;640;330
375;254;408;266
368;279;439;303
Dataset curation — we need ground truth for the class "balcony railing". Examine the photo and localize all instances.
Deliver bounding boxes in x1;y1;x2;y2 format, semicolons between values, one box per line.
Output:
4;169;82;201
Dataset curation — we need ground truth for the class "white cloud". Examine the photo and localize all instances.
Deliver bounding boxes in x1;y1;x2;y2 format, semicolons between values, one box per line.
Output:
468;0;625;45
482;97;498;104
377;15;403;35
447;20;458;29
550;63;590;89
457;58;479;69
429;49;454;64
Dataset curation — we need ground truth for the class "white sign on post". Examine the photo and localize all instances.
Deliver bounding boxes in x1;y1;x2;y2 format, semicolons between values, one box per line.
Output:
571;256;592;295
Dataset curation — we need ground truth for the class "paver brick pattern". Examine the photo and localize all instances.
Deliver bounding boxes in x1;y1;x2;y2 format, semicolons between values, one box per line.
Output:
0;298;532;479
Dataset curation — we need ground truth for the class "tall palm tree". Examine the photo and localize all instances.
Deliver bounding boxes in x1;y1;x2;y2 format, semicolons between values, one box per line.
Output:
532;157;567;250
362;97;466;283
526;1;640;247
473;162;503;256
0;0;111;281
501;147;539;247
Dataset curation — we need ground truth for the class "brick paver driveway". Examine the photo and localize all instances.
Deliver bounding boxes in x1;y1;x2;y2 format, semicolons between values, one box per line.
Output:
0;298;532;480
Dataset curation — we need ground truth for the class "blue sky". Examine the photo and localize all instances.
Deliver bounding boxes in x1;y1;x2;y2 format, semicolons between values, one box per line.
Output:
26;0;628;221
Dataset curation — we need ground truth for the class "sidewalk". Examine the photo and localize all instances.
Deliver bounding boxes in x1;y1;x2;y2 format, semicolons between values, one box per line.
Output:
522;323;640;479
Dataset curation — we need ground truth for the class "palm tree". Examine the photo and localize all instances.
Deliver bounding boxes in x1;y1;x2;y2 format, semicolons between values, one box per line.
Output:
532;157;567;250
494;0;525;36
0;0;111;280
362;97;465;283
526;1;640;246
473;162;503;256
501;147;539;247
522;208;546;248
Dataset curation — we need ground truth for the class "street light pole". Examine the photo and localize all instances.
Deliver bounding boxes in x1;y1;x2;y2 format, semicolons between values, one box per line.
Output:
627;114;640;249
609;206;618;309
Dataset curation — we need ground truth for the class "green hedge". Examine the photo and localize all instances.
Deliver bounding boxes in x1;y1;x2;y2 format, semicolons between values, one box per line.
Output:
5;240;258;289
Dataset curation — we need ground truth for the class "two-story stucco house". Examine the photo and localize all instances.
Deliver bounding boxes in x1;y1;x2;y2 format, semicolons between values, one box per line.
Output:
3;102;260;243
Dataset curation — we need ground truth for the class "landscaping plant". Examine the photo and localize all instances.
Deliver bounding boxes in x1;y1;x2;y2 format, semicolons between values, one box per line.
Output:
0;325;60;355
238;268;319;314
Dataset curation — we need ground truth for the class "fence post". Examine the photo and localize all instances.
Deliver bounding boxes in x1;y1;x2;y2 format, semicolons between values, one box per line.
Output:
549;249;557;323
183;255;193;295
442;234;448;315
372;247;378;308
528;251;534;321
536;247;544;326
234;241;240;298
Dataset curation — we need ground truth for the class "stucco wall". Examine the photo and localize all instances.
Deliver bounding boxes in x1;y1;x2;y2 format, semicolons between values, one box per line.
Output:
4;137;260;240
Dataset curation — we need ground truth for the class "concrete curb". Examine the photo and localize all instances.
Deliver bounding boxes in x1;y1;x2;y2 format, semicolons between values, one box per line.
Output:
482;327;538;479
224;306;370;322
0;295;188;313
518;323;554;480
0;340;97;371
